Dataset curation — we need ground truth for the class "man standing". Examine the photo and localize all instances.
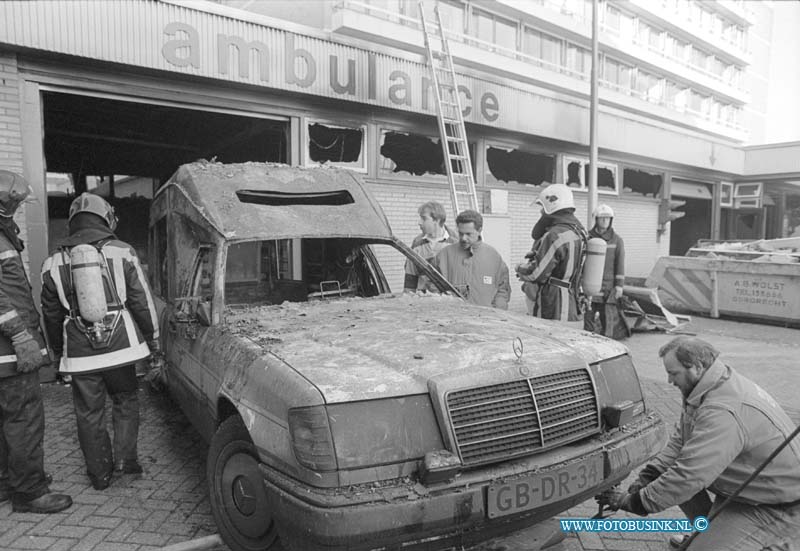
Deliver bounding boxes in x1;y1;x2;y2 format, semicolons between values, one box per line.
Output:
599;337;800;550
516;183;587;321
0;170;72;513
584;204;628;339
41;193;160;491
403;201;455;293
434;209;510;309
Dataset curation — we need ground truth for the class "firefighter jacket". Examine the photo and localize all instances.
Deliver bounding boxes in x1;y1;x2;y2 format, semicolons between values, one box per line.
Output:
519;212;587;321
588;225;625;300
40;235;159;375
640;360;800;512
0;233;47;378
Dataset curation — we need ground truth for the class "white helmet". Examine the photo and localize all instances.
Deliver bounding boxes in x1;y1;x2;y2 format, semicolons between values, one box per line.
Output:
0;170;33;218
535;183;575;215
69;192;117;230
593;204;614;218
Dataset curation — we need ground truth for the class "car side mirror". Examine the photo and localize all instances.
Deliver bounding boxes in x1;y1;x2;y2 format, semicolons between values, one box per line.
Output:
195;301;212;327
174;296;212;327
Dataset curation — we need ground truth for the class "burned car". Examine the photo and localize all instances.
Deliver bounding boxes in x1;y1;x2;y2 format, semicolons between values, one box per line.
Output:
147;161;665;551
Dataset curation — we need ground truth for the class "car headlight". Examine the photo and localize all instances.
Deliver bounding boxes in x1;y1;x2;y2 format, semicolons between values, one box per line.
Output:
590;354;646;428
288;405;337;471
289;395;444;471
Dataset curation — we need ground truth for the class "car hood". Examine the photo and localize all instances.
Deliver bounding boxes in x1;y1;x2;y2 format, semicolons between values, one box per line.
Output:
224;294;628;403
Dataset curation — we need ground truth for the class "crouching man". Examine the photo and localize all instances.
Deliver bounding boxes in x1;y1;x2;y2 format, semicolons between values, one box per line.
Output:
599;337;800;550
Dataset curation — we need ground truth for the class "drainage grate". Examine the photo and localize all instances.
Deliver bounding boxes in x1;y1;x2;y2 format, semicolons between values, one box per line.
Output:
446;369;599;466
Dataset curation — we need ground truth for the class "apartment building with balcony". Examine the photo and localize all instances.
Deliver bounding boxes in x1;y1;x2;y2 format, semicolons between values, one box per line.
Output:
1;0;798;310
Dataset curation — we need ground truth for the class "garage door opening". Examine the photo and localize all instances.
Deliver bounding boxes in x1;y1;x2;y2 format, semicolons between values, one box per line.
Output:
42;91;289;261
670;181;712;256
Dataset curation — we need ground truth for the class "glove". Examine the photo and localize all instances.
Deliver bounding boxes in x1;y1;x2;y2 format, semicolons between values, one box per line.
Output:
613;286;624;300
12;330;45;373
147;339;161;354
597;488;648;516
144;353;167;393
627;464;662;494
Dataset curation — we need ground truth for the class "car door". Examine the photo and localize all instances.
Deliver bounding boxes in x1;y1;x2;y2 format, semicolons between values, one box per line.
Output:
166;244;218;439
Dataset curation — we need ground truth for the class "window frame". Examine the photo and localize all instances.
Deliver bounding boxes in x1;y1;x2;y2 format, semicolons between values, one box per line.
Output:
620;165;665;201
303;118;368;172
720;182;734;208
148;214;170;300
377;125;476;184
225;241;263;284
484;140;556;189
562;155;620;195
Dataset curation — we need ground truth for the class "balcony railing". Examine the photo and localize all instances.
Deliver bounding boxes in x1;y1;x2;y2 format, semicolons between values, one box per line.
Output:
334;0;745;132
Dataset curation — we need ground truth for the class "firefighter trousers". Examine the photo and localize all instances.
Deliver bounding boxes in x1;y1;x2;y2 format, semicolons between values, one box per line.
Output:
0;371;50;501
71;364;139;484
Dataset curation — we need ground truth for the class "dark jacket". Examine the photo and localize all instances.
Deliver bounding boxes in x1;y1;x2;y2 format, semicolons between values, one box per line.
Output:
40;217;159;375
589;224;625;298
0;232;46;378
640;360;800;512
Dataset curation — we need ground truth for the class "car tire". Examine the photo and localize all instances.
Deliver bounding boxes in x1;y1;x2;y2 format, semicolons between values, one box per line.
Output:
207;415;281;551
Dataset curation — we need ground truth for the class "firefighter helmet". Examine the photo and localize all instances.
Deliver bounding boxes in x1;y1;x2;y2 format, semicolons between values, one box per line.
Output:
68;193;117;230
0;170;33;218
593;204;614;219
535;183;575;215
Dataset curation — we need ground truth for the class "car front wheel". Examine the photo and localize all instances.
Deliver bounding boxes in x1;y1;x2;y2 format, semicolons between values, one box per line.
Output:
207;415;281;551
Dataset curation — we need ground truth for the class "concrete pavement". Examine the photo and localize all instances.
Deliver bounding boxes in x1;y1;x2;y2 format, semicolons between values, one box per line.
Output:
0;314;796;551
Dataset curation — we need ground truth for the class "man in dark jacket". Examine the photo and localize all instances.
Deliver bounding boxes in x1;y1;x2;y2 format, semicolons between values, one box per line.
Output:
516;183;587;321
434;209;511;309
41;193;159;490
584;204;629;339
0;170;72;513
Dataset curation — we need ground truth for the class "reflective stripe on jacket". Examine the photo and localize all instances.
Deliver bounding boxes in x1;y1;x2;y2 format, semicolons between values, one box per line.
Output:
526;223;585;321
0;234;47;377
40;239;159;374
597;233;625;295
640;360;800;512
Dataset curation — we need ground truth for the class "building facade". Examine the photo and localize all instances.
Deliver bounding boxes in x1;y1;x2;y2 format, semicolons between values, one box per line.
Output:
1;0;799;311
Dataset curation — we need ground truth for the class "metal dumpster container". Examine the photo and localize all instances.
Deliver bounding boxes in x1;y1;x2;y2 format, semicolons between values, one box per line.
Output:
646;255;800;325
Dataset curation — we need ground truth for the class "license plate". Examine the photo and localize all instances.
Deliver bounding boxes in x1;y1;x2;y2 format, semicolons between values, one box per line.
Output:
486;455;604;518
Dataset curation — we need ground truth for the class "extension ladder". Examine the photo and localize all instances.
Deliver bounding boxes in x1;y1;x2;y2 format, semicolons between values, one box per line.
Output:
418;1;478;214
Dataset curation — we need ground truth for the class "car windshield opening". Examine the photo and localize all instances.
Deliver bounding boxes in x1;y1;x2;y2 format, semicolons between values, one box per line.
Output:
224;238;388;306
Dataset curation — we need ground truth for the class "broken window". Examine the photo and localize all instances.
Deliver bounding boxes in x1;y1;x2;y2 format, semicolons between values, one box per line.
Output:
223;237;398;305
380;131;444;176
622;168;663;198
150;216;169;298
307;122;364;169
485;146;554;187
562;156;618;194
380;130;476;179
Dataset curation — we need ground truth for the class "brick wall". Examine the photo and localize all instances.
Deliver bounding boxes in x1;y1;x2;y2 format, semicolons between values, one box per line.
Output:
0;53;28;271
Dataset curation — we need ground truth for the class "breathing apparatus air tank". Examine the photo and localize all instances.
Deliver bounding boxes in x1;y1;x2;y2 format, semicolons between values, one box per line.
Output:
69;244;108;323
582;237;607;297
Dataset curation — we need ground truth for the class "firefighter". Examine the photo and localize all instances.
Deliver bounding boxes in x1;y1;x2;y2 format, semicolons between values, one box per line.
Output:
516;183;587;321
0;170;72;513
40;193;159;491
584;204;629;339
